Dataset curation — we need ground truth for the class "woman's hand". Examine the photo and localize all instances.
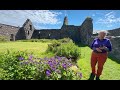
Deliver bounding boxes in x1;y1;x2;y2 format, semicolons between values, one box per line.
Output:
99;46;108;50
96;48;102;52
99;47;104;50
103;46;109;51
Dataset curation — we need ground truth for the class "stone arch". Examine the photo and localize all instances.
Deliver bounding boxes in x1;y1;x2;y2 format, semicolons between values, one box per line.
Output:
10;34;15;41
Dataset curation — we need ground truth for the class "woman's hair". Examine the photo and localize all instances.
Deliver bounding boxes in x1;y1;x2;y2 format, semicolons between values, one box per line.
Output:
98;30;108;36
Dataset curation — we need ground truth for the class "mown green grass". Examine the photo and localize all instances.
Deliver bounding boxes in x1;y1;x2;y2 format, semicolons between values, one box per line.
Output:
77;45;120;80
0;42;54;58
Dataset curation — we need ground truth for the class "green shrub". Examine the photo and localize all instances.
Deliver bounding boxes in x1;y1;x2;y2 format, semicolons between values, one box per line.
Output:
58;38;73;43
0;36;8;42
47;41;81;62
0;50;34;80
46;40;61;53
56;42;81;61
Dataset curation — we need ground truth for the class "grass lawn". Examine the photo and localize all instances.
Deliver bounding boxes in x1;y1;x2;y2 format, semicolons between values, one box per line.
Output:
77;44;120;80
0;41;54;58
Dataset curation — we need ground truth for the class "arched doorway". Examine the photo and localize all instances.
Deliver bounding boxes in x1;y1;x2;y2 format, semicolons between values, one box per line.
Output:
10;34;15;41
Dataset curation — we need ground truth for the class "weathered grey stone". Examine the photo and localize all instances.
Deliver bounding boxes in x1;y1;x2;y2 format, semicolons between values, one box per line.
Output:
0;17;92;43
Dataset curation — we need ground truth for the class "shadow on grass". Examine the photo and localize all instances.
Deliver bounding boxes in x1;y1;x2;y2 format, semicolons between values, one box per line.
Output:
108;54;120;64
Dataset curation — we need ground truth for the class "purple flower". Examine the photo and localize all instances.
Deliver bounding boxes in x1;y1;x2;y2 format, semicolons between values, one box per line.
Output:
67;63;72;67
46;70;51;77
77;72;82;78
62;63;67;69
51;66;56;71
48;60;52;64
80;73;82;78
53;61;57;65
50;57;55;61
55;56;59;58
18;57;24;61
29;55;33;60
55;56;61;60
49;64;54;68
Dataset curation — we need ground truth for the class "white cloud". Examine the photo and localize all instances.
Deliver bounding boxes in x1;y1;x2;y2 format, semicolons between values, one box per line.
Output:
96;11;120;27
0;10;62;29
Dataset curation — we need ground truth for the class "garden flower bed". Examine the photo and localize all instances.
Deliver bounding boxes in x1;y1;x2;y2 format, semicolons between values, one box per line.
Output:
0;51;82;80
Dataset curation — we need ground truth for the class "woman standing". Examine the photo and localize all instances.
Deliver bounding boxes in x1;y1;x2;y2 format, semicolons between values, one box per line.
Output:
89;31;112;80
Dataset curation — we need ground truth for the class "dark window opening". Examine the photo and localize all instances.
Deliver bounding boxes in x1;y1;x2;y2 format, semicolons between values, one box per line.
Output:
10;34;15;41
0;26;2;28
30;25;32;30
28;31;29;35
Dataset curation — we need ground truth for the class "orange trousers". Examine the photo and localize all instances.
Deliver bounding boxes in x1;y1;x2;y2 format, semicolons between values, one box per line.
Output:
91;51;108;77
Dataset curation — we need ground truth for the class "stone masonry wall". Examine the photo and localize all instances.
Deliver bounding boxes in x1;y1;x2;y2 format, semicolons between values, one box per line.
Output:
22;19;35;39
107;28;120;36
32;25;81;42
61;25;81;42
32;29;61;39
0;23;20;41
80;17;93;45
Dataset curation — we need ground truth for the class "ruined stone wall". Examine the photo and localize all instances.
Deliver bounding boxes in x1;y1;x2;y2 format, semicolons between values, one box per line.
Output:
80;17;93;45
61;25;81;42
22;19;35;39
32;25;81;42
107;28;120;36
0;23;20;41
109;37;120;60
32;29;61;39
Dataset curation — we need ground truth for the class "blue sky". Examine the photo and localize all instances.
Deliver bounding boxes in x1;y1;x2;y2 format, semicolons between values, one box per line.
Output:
0;10;120;31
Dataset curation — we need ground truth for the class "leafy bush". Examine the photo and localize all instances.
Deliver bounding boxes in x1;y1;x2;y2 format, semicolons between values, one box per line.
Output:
0;50;34;80
47;41;81;62
0;51;82;80
47;41;61;53
58;38;73;43
56;42;81;61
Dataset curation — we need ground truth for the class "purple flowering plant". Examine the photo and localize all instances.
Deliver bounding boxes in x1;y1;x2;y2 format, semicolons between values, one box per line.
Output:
17;54;82;80
1;50;82;80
